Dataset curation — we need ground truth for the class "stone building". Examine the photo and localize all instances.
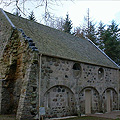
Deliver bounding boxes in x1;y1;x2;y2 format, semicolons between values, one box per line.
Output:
0;9;120;119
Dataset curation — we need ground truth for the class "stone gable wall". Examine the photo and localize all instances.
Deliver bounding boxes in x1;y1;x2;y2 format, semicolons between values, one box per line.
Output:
0;28;40;119
0;29;24;114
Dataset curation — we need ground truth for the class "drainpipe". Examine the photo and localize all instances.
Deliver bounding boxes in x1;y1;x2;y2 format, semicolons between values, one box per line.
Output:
39;54;42;120
118;69;120;111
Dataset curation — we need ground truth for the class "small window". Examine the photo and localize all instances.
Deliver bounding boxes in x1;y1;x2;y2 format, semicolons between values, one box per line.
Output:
73;63;82;78
98;68;104;80
73;63;81;70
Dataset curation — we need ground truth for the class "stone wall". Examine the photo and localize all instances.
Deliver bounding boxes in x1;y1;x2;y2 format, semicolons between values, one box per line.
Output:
40;56;119;117
0;28;40;119
0;29;24;114
17;51;39;120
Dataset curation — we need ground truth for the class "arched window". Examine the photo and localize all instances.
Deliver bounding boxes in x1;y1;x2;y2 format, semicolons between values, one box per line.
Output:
73;63;82;78
73;63;81;70
98;68;104;80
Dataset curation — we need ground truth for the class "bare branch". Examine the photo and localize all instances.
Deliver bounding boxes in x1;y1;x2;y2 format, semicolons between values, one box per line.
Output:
0;0;73;22
0;0;3;4
16;0;26;16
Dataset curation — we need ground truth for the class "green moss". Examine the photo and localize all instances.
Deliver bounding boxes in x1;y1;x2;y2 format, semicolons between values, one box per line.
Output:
12;49;17;53
13;33;19;39
31;101;36;105
32;59;38;64
5;44;9;49
0;115;16;120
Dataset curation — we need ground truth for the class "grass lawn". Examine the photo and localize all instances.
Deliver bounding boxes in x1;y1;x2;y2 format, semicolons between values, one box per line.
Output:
62;116;120;120
0;115;120;120
0;115;16;120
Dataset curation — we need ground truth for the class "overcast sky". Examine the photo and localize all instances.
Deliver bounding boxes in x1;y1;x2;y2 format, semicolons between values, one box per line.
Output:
0;0;120;28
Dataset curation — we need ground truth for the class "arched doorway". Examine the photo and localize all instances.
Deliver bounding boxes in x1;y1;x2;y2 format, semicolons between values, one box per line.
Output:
44;85;76;117
102;88;118;113
85;88;92;114
79;87;100;114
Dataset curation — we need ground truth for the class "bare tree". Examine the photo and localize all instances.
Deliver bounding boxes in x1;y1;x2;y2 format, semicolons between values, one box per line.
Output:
44;15;64;31
0;0;66;20
74;26;85;38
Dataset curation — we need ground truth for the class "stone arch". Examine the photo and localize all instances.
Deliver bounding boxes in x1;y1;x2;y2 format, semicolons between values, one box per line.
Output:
44;85;76;118
102;87;118;94
79;86;100;114
44;84;75;95
80;86;99;94
101;87;118;113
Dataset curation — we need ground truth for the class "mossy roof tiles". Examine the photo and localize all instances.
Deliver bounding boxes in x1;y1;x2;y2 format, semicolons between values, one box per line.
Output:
1;11;119;69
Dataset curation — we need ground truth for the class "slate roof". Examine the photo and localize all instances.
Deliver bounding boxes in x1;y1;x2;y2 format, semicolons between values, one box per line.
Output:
0;9;119;69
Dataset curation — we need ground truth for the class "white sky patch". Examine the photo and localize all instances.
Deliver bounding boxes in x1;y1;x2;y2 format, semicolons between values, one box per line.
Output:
51;1;120;27
0;0;120;28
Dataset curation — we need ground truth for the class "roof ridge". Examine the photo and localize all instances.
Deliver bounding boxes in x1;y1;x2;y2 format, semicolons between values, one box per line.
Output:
85;36;120;68
0;8;16;58
0;8;39;52
0;8;16;29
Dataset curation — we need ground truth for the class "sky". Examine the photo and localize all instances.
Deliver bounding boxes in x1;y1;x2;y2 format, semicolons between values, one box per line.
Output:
0;0;120;28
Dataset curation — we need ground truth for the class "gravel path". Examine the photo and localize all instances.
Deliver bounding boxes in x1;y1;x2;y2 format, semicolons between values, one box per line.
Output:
89;111;120;119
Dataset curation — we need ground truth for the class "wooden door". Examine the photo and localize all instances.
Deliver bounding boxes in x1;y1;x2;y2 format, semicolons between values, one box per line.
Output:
106;90;111;112
85;89;91;114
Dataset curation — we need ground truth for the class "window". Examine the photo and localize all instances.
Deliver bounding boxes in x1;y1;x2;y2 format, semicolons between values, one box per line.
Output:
73;63;82;78
73;63;81;70
98;68;104;80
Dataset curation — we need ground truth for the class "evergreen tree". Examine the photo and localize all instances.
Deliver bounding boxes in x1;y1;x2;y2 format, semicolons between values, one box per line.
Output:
63;13;72;34
96;21;106;50
103;20;120;64
82;8;97;44
28;11;36;21
86;21;97;43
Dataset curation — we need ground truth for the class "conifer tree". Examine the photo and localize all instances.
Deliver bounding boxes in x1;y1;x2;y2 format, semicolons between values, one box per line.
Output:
28;11;36;21
82;8;97;44
63;13;72;34
86;21;97;43
96;21;106;50
103;20;120;64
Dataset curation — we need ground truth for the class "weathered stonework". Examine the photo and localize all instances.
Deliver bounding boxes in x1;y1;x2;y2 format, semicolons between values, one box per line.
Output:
16;51;39;119
0;30;23;114
0;28;39;119
0;46;119;119
40;56;119;117
0;10;120;120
